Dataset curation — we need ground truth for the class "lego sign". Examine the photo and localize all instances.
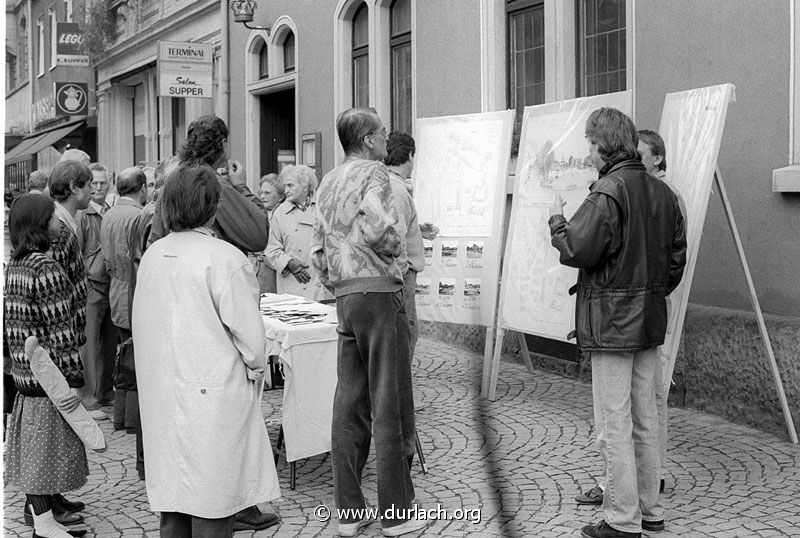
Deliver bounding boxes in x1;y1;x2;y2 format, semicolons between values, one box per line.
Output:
157;41;213;99
55;82;88;116
56;23;90;67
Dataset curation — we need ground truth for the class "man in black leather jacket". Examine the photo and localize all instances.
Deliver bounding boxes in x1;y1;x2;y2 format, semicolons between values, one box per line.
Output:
548;108;687;538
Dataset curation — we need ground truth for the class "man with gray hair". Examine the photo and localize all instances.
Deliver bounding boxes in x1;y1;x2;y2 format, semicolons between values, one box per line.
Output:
28;170;49;194
311;107;428;537
60;148;91;167
74;163;117;415
100;166;148;480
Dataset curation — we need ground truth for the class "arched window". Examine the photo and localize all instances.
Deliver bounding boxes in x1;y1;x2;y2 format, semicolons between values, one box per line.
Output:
352;2;369;107
283;31;295;73
257;39;269;79
390;0;411;133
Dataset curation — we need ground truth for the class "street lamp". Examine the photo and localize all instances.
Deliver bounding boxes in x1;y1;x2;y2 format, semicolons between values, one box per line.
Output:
229;0;271;31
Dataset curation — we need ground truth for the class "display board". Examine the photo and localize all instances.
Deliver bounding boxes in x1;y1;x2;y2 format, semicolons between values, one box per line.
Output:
658;84;735;387
498;91;632;341
413;110;514;327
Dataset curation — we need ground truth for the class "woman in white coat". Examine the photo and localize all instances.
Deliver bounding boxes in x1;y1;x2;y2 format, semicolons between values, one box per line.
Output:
265;165;333;301
132;165;280;538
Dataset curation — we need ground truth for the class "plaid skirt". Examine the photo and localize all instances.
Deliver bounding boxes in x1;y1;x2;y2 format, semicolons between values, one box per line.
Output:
4;393;89;494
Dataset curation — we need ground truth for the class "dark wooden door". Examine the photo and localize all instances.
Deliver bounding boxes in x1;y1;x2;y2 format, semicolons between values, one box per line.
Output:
259;88;295;176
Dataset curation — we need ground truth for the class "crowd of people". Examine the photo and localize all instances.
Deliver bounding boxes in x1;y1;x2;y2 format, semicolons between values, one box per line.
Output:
4;105;685;538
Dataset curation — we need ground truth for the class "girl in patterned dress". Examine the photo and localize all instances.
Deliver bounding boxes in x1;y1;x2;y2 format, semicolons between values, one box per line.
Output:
4;194;89;538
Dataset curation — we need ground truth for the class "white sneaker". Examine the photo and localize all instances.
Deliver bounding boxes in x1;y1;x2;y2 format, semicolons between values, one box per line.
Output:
382;517;431;536
338;519;372;537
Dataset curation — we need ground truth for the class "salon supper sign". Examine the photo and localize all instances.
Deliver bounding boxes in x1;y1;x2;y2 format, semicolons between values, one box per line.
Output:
157;42;213;98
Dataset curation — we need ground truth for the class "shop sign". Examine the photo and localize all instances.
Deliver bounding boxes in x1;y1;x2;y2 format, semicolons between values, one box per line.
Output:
55;82;88;116
157;41;213;99
32;96;57;125
56;23;90;67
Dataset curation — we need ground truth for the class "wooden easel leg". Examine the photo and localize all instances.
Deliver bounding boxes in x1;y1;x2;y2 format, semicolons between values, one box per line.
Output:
486;327;506;401
481;326;496;396
714;169;798;444
516;331;535;373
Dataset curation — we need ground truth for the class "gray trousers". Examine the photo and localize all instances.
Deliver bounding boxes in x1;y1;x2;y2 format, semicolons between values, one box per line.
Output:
332;291;416;530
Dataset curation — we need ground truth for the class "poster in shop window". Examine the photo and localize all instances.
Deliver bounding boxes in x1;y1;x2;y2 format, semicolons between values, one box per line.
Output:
412;110;514;327
498;91;632;342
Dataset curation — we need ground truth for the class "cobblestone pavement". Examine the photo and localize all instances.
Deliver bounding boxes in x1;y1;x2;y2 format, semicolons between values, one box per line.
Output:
5;337;800;537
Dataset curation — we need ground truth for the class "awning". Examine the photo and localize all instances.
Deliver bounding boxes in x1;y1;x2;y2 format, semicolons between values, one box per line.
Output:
4;121;85;162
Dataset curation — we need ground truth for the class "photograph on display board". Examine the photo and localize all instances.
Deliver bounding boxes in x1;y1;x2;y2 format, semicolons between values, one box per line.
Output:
437;278;456;309
463;278;481;310
424;241;433;266
499;91;632;341
441;240;459;268
465;240;484;269
416;277;432;307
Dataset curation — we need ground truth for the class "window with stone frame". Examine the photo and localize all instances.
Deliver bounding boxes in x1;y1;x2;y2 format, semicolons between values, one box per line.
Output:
577;0;626;97
352;2;369;108
390;0;412;134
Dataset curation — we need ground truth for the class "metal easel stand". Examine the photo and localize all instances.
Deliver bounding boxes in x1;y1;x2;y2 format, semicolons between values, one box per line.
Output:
714;168;798;444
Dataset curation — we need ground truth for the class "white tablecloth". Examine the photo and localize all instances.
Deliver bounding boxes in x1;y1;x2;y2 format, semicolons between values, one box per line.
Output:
261;294;338;462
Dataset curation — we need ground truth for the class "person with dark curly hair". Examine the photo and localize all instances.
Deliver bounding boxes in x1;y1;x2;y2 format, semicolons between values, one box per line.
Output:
147;115;269;257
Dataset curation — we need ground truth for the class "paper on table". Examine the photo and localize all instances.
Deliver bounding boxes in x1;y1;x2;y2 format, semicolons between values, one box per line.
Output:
25;336;107;452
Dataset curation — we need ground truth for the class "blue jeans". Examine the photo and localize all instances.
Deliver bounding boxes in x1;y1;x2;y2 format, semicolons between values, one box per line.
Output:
332;291;415;529
592;348;663;533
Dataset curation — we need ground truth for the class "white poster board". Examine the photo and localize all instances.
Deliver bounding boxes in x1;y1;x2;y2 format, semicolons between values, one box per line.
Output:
499;91;632;341
413;110;514;327
659;84;735;388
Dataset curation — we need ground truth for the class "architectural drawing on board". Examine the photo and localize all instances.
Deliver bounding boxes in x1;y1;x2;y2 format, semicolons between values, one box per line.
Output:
499;91;632;341
414;116;506;237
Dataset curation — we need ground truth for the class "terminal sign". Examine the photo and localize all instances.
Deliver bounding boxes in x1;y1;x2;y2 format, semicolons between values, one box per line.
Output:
157;41;213;99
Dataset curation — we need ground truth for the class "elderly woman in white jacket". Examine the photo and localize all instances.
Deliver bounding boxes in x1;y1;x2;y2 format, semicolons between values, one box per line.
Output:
265;165;333;301
132;165;280;537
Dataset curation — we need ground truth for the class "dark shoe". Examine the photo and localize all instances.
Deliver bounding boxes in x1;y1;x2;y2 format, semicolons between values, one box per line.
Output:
581;520;641;538
113;423;126;431
52;493;85;513
575;485;604;505
642;520;664;532
33;530;87;537
24;504;84;526
232;506;280;531
659;478;665;493
581;519;642;538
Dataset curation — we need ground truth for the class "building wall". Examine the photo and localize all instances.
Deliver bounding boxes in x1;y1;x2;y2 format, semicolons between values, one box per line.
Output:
5;84;31;134
29;0;94;130
414;0;482;119
635;0;798;318
227;0;336;179
95;0;219;173
228;0;484;181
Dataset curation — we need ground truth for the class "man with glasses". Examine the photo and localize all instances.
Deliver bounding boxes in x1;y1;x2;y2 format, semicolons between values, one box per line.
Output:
311;108;429;537
74;164;117;418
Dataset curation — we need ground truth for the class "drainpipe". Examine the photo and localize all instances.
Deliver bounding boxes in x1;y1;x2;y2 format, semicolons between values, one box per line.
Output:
220;0;230;124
